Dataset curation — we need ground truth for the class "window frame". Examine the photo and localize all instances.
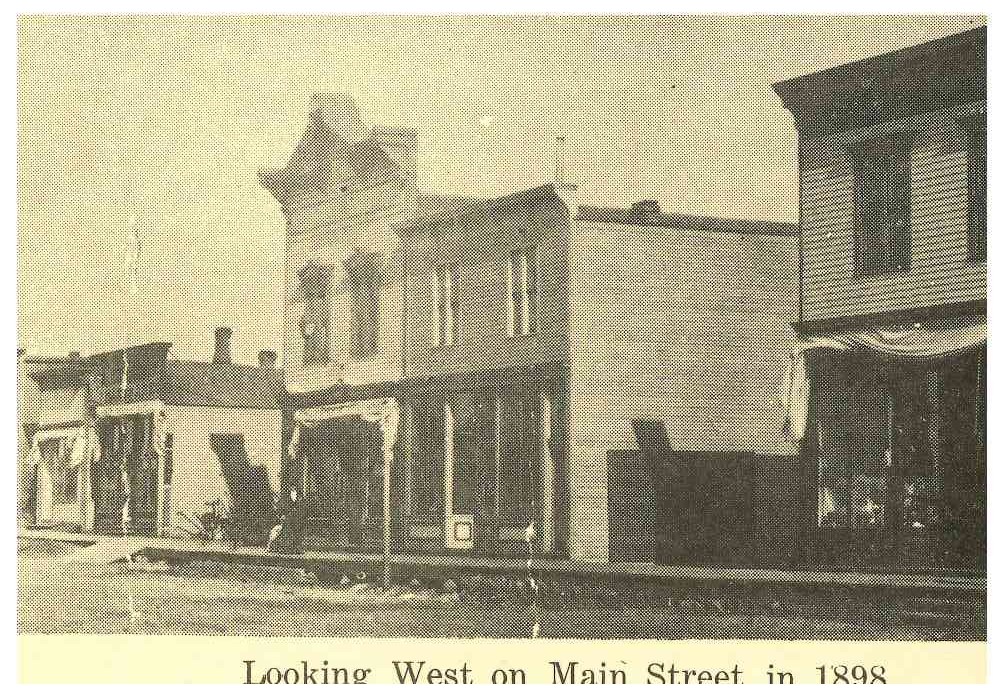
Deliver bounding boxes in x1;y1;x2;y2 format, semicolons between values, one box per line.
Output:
963;113;987;264
431;264;456;348
298;263;333;367
344;252;381;361
505;246;538;338
850;133;915;278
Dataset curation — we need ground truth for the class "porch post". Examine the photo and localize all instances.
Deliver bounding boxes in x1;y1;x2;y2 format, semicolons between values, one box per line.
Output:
80;424;95;532
378;404;400;589
154;411;166;537
539;392;554;554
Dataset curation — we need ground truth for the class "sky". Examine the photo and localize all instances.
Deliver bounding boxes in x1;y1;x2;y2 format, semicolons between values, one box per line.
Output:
17;14;984;363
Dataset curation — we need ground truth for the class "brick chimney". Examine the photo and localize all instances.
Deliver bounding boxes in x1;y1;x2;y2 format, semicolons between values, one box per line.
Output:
258;350;277;369
213;327;233;364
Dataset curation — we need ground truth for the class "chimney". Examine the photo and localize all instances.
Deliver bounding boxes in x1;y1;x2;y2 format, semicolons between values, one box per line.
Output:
68;351;81;360
554;136;567;184
630;199;661;223
213;327;233;364
258;350;277;369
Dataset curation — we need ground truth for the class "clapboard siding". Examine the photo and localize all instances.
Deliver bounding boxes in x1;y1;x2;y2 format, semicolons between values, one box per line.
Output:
402;203;570;380
564;221;798;560
800;102;986;323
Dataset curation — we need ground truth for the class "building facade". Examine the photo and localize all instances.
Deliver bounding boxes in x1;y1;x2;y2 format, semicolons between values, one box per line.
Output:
22;331;284;543
262;94;800;562
774;26;987;571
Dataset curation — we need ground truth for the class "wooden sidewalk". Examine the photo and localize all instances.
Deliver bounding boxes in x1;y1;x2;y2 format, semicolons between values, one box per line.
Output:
20;528;986;594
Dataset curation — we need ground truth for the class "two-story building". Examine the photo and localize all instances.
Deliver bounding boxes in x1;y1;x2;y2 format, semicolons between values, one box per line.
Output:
262;93;801;563
22;330;285;544
773;26;986;571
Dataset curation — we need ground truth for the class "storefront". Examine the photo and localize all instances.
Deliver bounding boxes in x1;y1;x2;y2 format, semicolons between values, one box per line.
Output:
92;402;166;536
786;315;986;571
285;380;562;557
29;424;94;531
400;384;556;556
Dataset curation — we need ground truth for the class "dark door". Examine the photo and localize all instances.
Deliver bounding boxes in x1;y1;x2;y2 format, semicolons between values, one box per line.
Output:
91;415;157;536
92;420;126;535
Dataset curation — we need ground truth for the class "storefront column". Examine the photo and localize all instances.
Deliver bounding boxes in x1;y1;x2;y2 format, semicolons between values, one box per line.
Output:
539;392;555;554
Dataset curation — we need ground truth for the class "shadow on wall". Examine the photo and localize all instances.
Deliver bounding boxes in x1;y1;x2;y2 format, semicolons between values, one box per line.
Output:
209;433;277;546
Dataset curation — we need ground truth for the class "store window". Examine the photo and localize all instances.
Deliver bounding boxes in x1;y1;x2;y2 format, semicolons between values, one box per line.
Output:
408;400;445;519
41;438;77;504
816;355;944;532
816;359;889;529
496;390;540;523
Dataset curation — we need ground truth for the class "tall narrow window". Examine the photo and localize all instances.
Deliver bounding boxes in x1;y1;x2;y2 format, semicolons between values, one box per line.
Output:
966;115;987;263
162;433;173;531
299;263;332;366
506;246;537;337
431;265;455;347
345;250;381;360
852;134;913;277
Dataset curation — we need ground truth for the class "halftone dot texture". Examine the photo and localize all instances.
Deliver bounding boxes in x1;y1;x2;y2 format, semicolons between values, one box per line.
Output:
18;15;985;641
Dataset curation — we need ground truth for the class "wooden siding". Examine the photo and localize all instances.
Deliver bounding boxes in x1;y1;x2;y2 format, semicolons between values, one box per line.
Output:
164;405;283;538
281;179;413;395
402;205;570;380
800;102;986;323
565;221;799;561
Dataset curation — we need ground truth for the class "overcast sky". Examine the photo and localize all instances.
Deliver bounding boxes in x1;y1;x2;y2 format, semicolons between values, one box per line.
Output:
17;14;984;362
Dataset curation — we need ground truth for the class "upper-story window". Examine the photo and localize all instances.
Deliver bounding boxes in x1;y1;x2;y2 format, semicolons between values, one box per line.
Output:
851;134;914;277
506;246;537;337
345;250;381;360
431;265;455;347
299;263;331;366
965;114;987;263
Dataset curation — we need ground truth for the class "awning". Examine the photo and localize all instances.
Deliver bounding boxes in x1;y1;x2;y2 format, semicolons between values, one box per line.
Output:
782;314;986;441
799;314;986;359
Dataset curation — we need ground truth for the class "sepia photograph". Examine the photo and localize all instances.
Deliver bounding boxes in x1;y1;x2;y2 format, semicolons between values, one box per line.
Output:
16;13;986;647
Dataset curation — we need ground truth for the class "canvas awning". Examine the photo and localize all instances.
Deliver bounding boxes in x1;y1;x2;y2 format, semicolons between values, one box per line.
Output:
782;314;986;441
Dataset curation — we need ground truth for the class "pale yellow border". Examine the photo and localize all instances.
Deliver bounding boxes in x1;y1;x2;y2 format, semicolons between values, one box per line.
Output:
19;636;986;684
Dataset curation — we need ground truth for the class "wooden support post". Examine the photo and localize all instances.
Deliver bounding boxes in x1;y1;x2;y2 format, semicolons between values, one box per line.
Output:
539;392;554;554
155;413;165;538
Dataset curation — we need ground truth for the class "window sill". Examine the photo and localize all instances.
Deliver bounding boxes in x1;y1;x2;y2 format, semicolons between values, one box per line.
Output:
347;353;381;363
853;267;910;281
